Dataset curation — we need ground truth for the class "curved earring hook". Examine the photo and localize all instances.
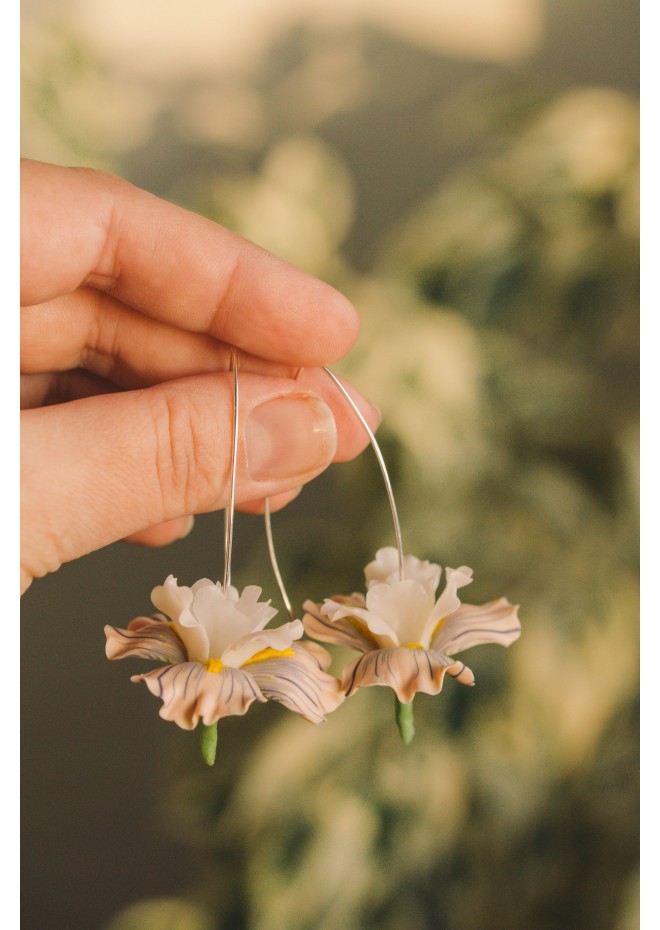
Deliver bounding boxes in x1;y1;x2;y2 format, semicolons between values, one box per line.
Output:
223;347;240;593
322;367;404;579
265;366;404;618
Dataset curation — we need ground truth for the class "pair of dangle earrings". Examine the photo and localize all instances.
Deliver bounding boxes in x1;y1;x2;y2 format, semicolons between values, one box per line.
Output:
105;351;521;765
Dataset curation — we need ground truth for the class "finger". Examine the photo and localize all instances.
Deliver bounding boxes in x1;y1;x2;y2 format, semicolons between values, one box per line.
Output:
21;159;359;366
123;487;301;547
20;289;292;385
123;516;196;548
20;292;381;459
21;373;339;590
235;488;303;515
20;370;117;409
20;369;378;470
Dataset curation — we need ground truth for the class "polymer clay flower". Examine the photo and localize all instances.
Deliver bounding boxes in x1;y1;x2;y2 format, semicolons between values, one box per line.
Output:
303;547;520;703
105;575;344;730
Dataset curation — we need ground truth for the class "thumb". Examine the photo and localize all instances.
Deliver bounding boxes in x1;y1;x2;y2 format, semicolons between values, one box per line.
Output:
21;372;337;592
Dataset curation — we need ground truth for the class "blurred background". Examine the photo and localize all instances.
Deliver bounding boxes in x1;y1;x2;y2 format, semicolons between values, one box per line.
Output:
21;1;639;929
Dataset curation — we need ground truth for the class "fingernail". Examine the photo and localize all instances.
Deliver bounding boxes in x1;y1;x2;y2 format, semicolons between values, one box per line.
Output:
246;395;337;481
177;515;195;539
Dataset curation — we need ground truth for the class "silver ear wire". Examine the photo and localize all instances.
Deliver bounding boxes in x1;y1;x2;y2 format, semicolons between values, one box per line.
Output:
264;495;295;621
264;366;405;616
223;347;240;593
321;367;404;580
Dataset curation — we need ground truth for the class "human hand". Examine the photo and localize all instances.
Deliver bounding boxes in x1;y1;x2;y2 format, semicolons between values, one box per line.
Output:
21;159;379;593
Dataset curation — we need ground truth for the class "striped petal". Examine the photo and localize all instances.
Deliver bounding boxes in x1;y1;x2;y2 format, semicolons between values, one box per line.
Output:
105;616;187;664
302;597;379;654
131;662;266;730
341;647;475;703
431;598;521;655
248;642;345;723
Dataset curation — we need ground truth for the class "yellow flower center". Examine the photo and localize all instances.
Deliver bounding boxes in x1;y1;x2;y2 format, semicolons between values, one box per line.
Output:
241;647;295;666
205;647;295;673
205;657;225;674
431;616;447;639
406;642;425;650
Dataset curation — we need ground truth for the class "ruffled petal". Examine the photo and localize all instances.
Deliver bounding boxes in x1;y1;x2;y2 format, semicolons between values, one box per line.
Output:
190;577;218;595
296;639;334;672
221;618;304;668
188;582;280;660
425;565;474;639
189;582;250;657
365;548;441;594
152;576;210;662
302;597;378;654
341;647;475;703
321;593;400;648
235;585;280;629
431;598;521;655
104;617;187;664
131;662;266;730
248;643;345;723
151;575;194;620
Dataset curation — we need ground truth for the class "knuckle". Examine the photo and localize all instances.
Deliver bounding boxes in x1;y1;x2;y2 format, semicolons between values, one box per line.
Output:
149;390;220;516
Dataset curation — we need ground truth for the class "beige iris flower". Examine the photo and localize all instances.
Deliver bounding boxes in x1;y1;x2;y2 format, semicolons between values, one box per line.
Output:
303;548;521;703
105;575;344;729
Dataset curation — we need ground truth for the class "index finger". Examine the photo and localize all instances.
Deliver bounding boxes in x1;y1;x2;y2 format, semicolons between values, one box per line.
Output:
20;159;360;367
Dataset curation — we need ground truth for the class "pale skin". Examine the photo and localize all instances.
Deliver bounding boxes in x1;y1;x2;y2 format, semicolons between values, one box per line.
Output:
20;159;380;594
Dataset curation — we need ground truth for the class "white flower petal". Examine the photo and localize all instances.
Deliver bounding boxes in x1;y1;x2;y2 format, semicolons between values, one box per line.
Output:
105;617;187;664
190;577;218;595
191;583;280;659
189;583;245;654
131;663;266;730
236;585;279;629
152;576;210;662
248;643;344;723
150;578;279;662
151;575;194;619
426;565;474;636
221;618;304;668
341;647;475;703
303;597;379;654
365;548;442;594
364;580;435;646
321;595;399;648
431;598;521;655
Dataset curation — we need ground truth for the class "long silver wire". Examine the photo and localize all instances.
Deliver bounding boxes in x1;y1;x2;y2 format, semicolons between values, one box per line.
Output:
264;366;405;615
222;348;239;592
264;497;295;620
322;366;404;579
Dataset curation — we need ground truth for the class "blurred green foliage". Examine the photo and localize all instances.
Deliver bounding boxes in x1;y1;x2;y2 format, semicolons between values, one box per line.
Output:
22;7;638;930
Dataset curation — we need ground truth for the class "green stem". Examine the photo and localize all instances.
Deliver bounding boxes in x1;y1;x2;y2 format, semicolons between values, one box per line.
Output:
200;722;218;766
395;696;415;744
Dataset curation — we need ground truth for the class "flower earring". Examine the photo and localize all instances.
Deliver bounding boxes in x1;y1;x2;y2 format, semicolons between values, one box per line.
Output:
104;351;344;765
105;357;521;762
267;367;522;744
